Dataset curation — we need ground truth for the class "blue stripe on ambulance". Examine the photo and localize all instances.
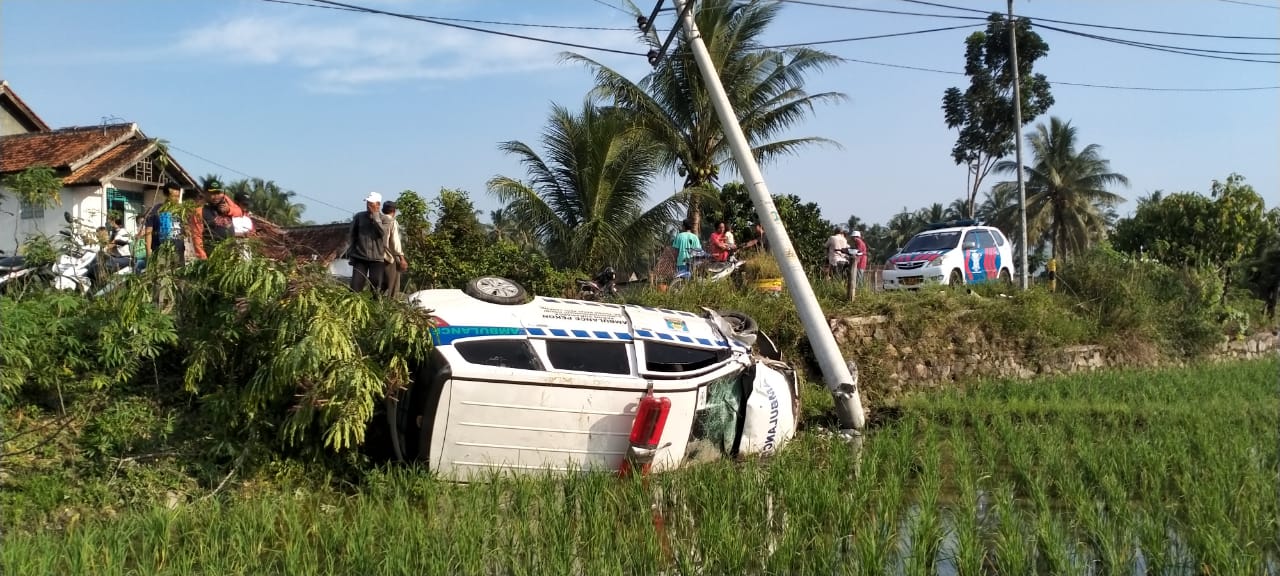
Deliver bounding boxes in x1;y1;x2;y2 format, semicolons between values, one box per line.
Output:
432;325;722;346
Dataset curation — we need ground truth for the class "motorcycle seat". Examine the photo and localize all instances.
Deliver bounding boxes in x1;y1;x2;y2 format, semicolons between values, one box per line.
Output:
0;256;26;271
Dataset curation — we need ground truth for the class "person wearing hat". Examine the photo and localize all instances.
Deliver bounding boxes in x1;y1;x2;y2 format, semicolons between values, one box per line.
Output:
851;229;869;288
347;191;392;293
190;178;248;260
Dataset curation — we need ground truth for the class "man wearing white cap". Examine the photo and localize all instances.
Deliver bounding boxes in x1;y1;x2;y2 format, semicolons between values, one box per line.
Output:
347;192;392;293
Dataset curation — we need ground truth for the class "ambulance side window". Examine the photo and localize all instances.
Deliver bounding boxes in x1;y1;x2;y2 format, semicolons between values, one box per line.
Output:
544;340;631;375
644;342;729;373
455;339;543;371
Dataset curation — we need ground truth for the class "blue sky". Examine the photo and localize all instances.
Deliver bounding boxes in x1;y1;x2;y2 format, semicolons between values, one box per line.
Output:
2;0;1276;226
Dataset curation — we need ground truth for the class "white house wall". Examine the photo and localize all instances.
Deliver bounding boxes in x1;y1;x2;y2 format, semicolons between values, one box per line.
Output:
0;185;105;255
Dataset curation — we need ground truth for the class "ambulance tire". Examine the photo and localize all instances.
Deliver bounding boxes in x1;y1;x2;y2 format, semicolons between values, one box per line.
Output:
718;310;759;335
464;276;529;305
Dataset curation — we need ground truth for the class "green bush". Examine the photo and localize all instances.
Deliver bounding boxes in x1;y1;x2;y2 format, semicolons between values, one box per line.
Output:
1059;245;1224;357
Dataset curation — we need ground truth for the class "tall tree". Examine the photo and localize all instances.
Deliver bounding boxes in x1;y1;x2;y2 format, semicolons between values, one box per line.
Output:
942;12;1054;218
992;117;1127;261
488;101;690;272
715;181;833;267
566;0;845;234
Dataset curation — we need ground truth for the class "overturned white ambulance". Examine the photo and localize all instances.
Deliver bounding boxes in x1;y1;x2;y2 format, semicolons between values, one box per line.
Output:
385;276;800;480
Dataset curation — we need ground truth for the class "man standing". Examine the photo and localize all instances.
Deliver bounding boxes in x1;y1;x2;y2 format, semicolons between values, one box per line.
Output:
753;222;770;254
851;230;869;288
190;179;247;260
825;226;850;278
381;200;408;297
142;182;187;269
672;219;702;278
348;192;391;293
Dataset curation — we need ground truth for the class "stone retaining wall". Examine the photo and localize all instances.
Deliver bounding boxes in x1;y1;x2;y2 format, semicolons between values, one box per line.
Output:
830;315;1278;395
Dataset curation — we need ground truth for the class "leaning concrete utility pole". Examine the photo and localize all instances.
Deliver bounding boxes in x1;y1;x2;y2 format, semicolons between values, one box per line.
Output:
668;0;865;433
1009;0;1029;290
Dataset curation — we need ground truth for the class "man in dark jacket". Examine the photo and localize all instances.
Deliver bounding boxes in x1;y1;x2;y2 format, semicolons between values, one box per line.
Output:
348;192;391;293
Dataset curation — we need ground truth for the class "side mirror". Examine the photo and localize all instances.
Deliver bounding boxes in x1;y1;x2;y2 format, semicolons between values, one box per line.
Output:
63;212;73;224
962;241;977;250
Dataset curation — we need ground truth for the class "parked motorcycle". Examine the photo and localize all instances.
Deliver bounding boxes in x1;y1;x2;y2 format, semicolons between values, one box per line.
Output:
669;247;745;292
0;250;36;292
576;266;619;301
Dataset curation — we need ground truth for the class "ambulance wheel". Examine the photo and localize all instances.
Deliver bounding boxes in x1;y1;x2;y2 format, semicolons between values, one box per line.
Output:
718;310;759;335
464;276;528;305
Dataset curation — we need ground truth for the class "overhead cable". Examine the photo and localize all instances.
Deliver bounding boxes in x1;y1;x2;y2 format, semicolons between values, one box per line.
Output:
278;0;647;56
892;0;1280;40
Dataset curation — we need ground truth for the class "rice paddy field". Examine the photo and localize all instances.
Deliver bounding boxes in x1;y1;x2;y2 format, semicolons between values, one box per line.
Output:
3;358;1276;575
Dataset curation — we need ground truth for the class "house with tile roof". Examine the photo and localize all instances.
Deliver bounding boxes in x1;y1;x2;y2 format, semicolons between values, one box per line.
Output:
0;81;198;256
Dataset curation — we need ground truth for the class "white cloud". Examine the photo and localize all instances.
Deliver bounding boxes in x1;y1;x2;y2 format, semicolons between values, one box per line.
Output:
178;10;650;92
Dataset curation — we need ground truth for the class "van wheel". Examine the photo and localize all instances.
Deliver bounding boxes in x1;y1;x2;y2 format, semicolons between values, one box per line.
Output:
464;276;528;305
948;269;964;286
717;310;759;335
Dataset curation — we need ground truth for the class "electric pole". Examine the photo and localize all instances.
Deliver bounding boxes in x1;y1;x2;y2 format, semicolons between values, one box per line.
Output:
1009;0;1029;290
654;0;866;434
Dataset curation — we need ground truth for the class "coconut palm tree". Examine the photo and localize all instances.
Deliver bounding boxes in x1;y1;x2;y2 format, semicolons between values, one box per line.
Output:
564;0;846;234
992;117;1127;261
487;101;692;272
488;207;538;251
225;178;307;226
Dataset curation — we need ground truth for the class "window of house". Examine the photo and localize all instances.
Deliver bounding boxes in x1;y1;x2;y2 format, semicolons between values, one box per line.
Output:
644;342;729;373
544;340;630;375
455;339;543;371
19;200;43;220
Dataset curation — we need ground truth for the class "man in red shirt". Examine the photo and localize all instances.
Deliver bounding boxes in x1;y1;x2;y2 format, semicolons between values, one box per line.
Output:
190;179;248;260
851;230;869;287
708;221;731;262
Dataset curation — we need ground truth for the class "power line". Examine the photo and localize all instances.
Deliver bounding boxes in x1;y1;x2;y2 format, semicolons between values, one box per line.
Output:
778;0;984;21
261;0;643;31
837;56;1280;91
1216;0;1280;9
892;0;1280;40
271;0;646;56
165;144;351;215
587;0;635;16
761;23;983;49
1034;23;1280;63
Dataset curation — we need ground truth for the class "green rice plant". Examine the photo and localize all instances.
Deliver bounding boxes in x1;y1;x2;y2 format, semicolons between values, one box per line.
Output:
946;428;987;576
989;483;1035;575
903;439;944;576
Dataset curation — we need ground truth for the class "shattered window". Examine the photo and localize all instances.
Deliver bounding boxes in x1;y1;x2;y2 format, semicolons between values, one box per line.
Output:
644;342;730;373
455;339;542;371
545;340;630;375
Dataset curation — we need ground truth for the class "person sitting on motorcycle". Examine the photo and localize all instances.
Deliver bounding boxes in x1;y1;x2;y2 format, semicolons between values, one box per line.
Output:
672;219;702;277
708;221;732;262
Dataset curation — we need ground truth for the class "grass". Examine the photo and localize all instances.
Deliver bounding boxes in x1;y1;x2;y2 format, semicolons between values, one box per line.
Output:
3;359;1276;575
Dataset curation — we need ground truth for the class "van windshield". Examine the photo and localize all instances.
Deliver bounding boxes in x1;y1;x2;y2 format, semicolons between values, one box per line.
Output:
902;231;960;253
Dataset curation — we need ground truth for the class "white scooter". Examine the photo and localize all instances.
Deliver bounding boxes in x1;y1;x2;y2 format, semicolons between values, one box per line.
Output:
52;213;134;296
0;250;36;291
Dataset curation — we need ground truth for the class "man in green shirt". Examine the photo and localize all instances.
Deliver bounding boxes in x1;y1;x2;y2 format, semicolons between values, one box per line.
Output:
672;219;702;278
